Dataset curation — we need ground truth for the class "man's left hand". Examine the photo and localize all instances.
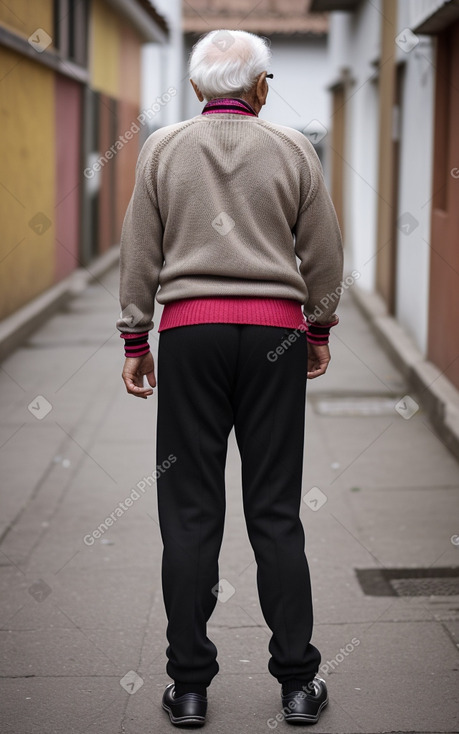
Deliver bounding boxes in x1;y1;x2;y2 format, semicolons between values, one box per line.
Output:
122;352;156;399
307;343;331;379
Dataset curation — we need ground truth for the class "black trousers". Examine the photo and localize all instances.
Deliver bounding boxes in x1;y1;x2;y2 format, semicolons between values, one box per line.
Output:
155;323;321;687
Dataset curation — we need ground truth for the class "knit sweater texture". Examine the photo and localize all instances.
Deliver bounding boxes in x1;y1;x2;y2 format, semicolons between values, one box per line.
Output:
116;111;343;338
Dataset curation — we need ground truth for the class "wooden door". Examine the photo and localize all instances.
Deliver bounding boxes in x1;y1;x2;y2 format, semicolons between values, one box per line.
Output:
427;21;459;389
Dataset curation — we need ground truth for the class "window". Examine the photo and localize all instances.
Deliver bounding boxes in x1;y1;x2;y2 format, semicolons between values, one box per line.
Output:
53;0;89;67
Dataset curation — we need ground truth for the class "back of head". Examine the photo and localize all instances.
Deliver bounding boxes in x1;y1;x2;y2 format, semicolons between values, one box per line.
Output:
188;29;271;101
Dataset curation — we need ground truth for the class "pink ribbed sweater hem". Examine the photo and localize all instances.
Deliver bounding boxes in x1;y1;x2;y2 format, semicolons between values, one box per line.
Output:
157;297;306;332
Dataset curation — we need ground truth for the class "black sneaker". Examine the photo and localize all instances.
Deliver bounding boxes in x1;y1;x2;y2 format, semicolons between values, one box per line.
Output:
281;676;328;725
162;683;207;727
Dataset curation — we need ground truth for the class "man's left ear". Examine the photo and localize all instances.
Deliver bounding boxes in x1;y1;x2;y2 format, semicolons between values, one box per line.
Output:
190;79;204;102
256;71;269;106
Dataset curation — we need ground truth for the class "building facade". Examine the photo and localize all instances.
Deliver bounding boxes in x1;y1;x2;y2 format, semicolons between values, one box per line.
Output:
311;0;459;391
0;0;167;322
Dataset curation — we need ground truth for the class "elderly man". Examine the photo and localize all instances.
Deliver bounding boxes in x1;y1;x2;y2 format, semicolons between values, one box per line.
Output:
117;29;343;728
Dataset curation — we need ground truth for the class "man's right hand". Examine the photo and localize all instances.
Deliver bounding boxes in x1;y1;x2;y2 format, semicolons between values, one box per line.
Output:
307;343;331;379
122;352;156;398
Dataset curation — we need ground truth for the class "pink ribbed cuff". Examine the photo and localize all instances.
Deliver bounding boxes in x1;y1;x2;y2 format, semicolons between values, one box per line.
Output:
120;331;150;358
158;297;306;332
304;317;339;345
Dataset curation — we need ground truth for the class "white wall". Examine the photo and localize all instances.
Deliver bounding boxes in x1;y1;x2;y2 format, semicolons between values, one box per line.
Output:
141;0;184;130
345;74;379;289
394;5;435;355
327;6;381;290
261;36;330;132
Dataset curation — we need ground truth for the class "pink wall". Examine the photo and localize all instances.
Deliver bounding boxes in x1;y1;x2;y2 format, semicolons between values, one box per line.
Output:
54;74;82;281
98;93;116;254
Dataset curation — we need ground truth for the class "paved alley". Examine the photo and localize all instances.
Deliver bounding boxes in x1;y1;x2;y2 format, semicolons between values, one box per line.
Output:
0;265;458;734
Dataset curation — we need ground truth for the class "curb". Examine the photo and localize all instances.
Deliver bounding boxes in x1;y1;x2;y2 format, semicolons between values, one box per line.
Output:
351;284;459;462
0;245;120;365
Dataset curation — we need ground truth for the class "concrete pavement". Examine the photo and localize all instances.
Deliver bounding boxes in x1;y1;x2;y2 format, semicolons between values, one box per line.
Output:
0;264;458;733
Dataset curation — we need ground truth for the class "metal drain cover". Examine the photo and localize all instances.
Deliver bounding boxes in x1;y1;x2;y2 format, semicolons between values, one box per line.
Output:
313;396;398;417
389;577;459;597
356;567;459;597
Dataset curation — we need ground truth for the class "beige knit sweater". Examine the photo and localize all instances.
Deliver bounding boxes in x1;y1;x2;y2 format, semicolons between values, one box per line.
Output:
116;113;343;334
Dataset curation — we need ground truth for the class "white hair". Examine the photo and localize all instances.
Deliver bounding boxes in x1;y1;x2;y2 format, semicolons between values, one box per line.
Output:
189;30;272;101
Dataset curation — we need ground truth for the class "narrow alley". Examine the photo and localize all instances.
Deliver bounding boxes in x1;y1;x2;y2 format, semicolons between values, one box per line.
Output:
0;265;458;733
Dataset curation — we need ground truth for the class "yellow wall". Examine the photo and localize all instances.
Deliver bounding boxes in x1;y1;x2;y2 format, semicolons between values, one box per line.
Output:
90;0;121;98
0;48;55;320
0;0;53;40
0;0;143;320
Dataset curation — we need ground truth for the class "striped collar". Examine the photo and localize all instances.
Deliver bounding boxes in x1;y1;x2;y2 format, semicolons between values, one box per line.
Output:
201;97;258;117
